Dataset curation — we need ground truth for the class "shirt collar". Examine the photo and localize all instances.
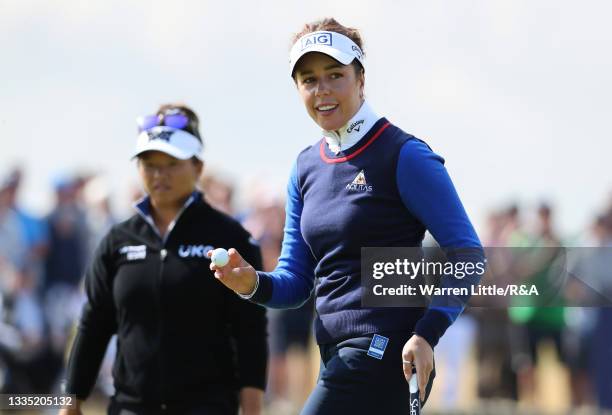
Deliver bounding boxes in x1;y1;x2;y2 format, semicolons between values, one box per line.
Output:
134;190;200;216
134;190;200;241
322;101;381;154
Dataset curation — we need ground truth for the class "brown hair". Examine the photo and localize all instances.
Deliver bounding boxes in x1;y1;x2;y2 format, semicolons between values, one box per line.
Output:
157;103;202;141
291;18;365;76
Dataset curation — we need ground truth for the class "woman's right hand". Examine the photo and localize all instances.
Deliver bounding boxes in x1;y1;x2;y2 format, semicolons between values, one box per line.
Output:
207;248;258;295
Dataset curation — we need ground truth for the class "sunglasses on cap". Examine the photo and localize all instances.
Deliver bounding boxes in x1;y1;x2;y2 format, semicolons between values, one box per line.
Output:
137;109;195;135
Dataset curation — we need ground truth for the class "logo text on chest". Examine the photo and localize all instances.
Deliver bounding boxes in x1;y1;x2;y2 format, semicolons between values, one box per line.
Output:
346;169;373;192
119;245;147;260
178;245;214;258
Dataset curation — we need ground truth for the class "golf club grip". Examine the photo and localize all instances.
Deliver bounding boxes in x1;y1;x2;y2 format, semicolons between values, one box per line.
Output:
409;368;421;414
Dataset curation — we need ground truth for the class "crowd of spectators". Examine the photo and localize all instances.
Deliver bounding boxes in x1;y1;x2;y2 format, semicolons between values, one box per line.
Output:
1;165;611;413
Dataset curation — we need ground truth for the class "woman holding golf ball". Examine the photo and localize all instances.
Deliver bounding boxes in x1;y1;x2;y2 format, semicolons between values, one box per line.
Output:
210;18;482;414
60;104;267;415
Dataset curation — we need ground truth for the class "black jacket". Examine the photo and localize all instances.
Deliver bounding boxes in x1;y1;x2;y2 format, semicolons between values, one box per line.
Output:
64;192;267;407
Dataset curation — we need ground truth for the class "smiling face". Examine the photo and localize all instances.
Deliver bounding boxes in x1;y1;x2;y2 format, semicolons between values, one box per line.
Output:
294;52;364;131
137;151;202;209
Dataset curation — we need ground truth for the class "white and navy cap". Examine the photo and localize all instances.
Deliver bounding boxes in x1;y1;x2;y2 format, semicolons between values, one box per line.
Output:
289;31;365;77
132;126;203;160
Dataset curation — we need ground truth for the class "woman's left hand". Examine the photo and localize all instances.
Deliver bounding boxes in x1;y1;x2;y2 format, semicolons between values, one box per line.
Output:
401;334;433;401
239;387;263;415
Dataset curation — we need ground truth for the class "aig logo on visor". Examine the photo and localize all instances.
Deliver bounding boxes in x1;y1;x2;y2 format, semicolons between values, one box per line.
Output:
300;32;332;50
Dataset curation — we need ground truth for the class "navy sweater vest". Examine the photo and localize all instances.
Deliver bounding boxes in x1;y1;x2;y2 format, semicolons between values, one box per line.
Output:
296;118;427;343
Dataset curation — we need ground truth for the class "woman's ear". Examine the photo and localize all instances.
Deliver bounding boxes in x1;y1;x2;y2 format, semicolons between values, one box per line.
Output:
193;159;204;177
359;70;365;99
198;160;205;176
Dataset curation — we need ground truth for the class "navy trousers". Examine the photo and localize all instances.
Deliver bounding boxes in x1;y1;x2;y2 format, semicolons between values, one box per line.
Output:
107;392;238;415
301;332;435;415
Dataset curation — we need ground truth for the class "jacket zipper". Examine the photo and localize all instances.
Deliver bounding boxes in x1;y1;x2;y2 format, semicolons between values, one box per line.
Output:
135;195;195;409
158;247;167;409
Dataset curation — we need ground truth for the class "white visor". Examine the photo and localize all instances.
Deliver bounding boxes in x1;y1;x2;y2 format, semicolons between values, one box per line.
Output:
289;31;365;77
132;126;203;160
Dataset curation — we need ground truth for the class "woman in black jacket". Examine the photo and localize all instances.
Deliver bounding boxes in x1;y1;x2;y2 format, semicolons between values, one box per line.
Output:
60;104;267;415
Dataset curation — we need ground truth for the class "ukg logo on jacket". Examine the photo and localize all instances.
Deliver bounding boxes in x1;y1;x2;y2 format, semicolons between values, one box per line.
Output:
178;245;214;258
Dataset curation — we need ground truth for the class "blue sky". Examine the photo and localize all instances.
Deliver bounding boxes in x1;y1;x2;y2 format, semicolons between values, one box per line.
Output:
1;0;610;236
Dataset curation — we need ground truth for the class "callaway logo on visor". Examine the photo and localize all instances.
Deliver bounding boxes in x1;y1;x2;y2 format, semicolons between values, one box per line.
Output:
351;45;363;60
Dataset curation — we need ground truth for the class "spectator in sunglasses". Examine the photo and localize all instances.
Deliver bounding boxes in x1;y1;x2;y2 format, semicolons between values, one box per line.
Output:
59;104;267;415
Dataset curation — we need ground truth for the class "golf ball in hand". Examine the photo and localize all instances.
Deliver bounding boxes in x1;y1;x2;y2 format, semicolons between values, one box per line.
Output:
211;248;230;267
